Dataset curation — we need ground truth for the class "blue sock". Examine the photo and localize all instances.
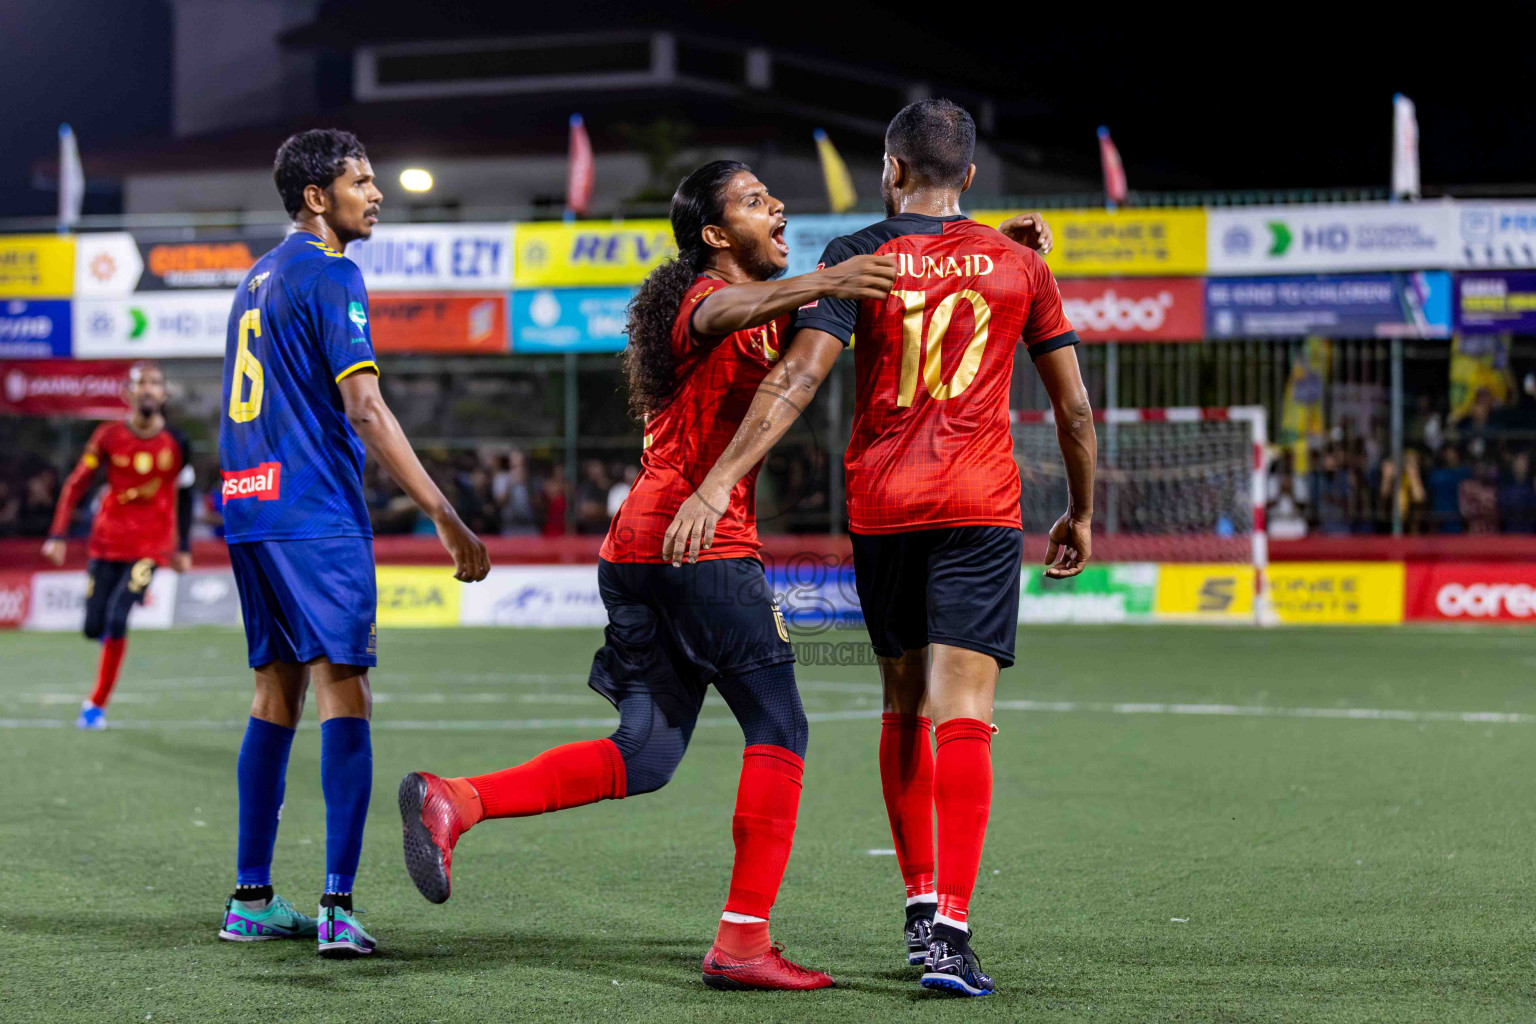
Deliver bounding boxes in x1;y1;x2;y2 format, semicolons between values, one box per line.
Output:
320;716;372;895
235;717;296;888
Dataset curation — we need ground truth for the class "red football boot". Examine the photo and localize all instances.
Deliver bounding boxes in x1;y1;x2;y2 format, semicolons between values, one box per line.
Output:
701;941;835;991
398;771;472;904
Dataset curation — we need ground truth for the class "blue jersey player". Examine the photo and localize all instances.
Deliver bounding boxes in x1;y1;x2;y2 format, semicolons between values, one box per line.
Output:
216;129;489;957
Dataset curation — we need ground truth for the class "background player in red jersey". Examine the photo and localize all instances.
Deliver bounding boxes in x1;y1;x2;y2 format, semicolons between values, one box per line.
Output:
399;160;895;991
42;361;194;730
665;99;1095;997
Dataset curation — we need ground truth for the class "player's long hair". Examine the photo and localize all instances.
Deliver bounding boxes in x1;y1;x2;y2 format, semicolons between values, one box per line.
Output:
621;159;748;422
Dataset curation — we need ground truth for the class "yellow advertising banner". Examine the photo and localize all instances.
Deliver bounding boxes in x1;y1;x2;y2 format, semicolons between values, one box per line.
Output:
375;567;463;628
1154;564;1255;621
1266;562;1404;625
0;234;75;297
973;208;1206;276
514;220;676;287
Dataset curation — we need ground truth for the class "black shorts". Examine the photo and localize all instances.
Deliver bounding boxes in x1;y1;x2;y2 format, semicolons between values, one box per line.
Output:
84;558;156;640
851;525;1024;668
588;557;795;714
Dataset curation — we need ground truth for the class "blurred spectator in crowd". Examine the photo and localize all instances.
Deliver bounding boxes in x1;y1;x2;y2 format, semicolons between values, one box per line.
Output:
575;459;611;534
496;449;539;535
17;468;59;537
0;480;19;538
542;464;569;536
1459;460;1499;534
457;465;499;535
608;464;637;518
1498;451;1536;532
1308;446;1353;535
1378;447;1426;534
1426;444;1470;534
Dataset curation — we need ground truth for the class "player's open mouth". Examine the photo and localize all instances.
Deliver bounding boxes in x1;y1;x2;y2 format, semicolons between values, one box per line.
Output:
770;221;788;256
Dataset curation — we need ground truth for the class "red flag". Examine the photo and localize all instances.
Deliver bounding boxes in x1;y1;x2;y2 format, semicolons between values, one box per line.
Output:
1097;126;1128;206
567;114;594;217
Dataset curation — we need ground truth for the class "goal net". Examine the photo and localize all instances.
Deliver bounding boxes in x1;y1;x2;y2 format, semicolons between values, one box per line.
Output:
1011;406;1269;623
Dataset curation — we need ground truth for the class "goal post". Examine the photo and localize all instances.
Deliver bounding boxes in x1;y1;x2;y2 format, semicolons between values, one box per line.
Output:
1010;405;1271;626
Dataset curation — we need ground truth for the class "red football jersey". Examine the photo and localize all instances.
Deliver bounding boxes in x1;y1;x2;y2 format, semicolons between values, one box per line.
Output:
793;214;1076;534
50;421;191;563
600;276;786;563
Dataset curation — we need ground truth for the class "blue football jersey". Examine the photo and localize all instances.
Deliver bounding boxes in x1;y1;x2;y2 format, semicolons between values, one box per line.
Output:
218;232;378;543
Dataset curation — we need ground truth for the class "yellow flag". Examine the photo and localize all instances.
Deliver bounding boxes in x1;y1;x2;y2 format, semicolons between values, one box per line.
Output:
814;129;857;213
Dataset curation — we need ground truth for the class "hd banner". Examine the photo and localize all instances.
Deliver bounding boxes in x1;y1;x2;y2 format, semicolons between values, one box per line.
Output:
1455;271;1536;334
0;300;72;358
73;292;233;357
1205;272;1452;338
1208;203;1458;274
514;220;675;288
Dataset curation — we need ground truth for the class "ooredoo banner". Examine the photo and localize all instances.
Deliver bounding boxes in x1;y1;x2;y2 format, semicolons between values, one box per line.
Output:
1057;278;1204;341
1405;563;1536;623
0;571;31;629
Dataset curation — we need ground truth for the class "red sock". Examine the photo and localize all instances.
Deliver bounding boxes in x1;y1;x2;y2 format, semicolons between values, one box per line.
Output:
933;718;993;927
713;917;771;960
722;744;804;928
88;637;127;710
879;713;935;899
465;739;626;821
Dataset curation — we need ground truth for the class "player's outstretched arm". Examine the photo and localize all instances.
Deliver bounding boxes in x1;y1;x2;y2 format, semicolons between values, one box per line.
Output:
691;255;896;336
996;212;1054;256
1035;346;1096;578
338;371;490;583
662;327;844;565
41;426;107;566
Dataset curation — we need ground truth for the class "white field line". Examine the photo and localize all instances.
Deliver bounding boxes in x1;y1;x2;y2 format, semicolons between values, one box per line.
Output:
0;700;1531;730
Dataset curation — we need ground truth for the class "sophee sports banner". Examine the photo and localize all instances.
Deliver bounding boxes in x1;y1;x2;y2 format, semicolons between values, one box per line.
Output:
0;300;72;358
347;224;513;291
514;220;675;287
1208;203;1458;274
1458;202;1536;268
1455;271;1536;333
0;360;132;418
0;235;74;298
370;294;508;353
73;292;233;357
1058;278;1204;341
1205;273;1451;339
511;287;634;353
974;208;1207;276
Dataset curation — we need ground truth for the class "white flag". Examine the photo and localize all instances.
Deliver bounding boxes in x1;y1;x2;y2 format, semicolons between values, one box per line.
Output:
1391;94;1419;200
58;123;84;230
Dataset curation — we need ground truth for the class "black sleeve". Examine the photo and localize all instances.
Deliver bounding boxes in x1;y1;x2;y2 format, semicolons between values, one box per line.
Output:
172;427;194;553
788;235;862;346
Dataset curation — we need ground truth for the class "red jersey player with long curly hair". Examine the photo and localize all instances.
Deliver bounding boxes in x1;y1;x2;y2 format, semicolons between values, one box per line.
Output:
42;361;195;730
666;100;1092;997
398;160;897;991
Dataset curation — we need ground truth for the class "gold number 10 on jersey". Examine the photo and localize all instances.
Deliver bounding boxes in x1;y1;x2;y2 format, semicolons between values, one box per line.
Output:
228;310;264;423
893;288;992;408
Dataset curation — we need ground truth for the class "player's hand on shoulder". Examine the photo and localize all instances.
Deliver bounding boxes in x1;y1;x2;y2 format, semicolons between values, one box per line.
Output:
998;212;1053;256
41;538;65;567
1043;510;1090;579
821;254;897;302
171;551;192;574
434;509;490;583
663;486;727;566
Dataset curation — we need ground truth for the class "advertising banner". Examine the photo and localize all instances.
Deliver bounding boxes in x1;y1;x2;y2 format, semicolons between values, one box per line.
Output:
0;360;132;418
1458;202;1536;268
1205;272;1451;339
768;561;862;628
376;566;463;627
74;233;144;297
0;300;72;358
513;220;675;287
785;214;879;277
1153;564;1255;621
172;570;244;627
370;293;508;353
1058;278;1204;341
1405;562;1536;623
1455;271;1536;333
0;571;31;629
1020;563;1157;623
348;224;513;291
458;566;606;627
510;287;634;353
24;569;176;631
975;208;1207;276
0;235;74;298
136;233;285;290
1208;203;1457;274
73;291;233;357
1267;562;1404;625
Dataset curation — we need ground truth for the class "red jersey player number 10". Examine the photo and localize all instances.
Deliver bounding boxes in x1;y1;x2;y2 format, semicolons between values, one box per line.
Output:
892;288;991;407
229;309;264;424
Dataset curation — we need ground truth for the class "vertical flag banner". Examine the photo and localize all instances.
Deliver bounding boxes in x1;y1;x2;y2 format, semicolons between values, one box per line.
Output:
814;129;857;213
567;114;594;218
1448;332;1513;422
1280;337;1330;472
1392;94;1420;201
58;124;84;232
1098;126;1128;208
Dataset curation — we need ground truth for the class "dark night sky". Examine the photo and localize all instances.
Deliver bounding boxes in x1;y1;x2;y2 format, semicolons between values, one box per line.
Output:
1;0;1531;217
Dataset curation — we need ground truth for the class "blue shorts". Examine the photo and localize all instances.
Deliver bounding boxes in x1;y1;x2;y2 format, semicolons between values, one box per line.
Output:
229;536;377;669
